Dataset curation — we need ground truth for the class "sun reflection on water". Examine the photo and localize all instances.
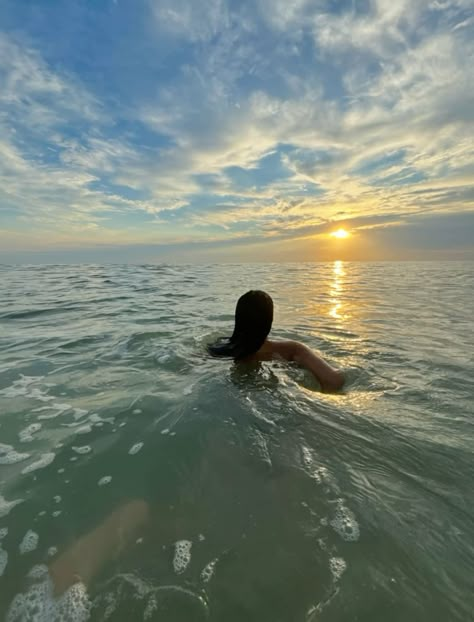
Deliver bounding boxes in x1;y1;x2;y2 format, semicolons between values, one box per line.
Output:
329;260;345;319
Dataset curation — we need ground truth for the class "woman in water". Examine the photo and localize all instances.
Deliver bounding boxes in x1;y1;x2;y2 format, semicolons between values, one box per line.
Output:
208;290;344;392
9;292;342;613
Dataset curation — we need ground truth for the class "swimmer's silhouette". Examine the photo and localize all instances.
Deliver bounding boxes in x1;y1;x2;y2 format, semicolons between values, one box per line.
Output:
208;290;344;392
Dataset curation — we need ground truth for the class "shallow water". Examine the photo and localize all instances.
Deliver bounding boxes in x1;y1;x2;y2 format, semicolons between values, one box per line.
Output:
0;262;473;621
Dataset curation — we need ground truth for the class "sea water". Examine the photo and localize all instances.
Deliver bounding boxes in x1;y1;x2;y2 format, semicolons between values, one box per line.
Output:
0;262;473;621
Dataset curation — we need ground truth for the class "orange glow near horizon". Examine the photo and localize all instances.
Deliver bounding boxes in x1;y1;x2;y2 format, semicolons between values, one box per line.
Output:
330;228;350;239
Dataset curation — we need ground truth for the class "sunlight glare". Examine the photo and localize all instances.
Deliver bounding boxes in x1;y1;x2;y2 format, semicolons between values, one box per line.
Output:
329;260;345;319
330;228;350;239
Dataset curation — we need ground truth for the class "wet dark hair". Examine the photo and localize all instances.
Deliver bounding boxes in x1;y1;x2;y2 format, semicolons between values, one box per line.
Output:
208;290;274;360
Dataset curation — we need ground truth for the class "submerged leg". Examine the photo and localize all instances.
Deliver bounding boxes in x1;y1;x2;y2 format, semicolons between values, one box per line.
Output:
49;499;149;595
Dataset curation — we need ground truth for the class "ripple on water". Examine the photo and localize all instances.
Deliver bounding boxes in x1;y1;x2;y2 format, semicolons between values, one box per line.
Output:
92;573;208;621
1;263;473;622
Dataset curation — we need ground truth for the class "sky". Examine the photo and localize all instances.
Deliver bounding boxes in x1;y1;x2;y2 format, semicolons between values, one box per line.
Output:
0;0;473;263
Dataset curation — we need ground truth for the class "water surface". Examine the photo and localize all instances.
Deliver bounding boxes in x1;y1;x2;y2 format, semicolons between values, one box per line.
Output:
0;262;473;621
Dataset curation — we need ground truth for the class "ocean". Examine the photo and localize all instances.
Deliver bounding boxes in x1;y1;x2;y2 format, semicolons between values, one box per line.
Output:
0;262;473;621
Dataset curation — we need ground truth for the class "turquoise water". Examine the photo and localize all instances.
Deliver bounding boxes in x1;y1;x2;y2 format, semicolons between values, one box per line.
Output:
0;262;473;621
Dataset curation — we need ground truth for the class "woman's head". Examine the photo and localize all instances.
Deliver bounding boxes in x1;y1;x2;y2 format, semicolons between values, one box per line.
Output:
208;290;274;360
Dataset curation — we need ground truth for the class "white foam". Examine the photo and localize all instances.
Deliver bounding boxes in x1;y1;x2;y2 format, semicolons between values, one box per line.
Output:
0;375;46;398
37;403;72;420
0;445;31;465
89;413;114;424
133;409;142;415
0;527;8;539
330;500;360;542
173;539;192;574
0;493;23;518
301;445;328;483
98;475;112;486
52;511;61;518
21;452;55;475
27;564;49;580
301;445;313;469
144;595;157;620
128;442;143;455
0;544;8;577
19;530;39;554
314;466;329;482
75;424;92;435
19;423;42;443
161;428;170;435
50;403;71;412
73;408;89;420
329;556;347;580
6;570;91;622
48;546;58;557
72;445;91;455
201;558;217;583
53;495;61;503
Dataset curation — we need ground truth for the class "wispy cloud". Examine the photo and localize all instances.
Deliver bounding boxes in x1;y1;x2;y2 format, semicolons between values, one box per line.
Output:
0;0;473;260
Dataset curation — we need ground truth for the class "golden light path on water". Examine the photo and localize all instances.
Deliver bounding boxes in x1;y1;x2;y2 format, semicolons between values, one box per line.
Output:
329;260;345;320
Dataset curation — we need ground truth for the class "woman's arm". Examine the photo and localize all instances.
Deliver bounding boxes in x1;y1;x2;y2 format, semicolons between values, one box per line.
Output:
49;499;149;595
276;341;344;392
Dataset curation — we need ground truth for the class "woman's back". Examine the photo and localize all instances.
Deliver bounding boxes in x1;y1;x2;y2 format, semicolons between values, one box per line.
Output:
207;290;344;393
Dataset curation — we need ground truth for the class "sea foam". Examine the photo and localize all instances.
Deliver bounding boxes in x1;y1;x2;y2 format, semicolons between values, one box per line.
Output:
173;539;192;574
6;569;91;622
21;452;55;475
330;500;360;542
0;494;23;518
19;530;39;554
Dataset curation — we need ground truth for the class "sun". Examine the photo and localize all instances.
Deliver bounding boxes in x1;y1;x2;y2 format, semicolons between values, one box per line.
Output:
330;228;350;239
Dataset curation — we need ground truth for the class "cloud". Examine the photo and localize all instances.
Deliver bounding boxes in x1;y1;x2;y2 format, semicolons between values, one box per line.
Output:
149;0;230;42
0;1;473;260
0;33;101;127
0;33;152;233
